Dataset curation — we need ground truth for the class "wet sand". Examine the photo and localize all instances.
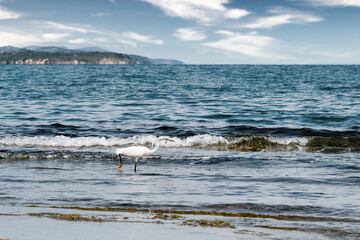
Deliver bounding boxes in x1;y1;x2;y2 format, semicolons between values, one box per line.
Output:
1;205;354;240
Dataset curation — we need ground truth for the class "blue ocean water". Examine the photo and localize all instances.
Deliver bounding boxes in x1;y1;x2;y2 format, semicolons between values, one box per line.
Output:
1;65;360;239
1;65;359;137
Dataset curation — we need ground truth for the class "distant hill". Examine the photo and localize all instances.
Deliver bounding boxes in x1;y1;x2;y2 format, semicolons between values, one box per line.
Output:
25;46;79;53
0;45;184;65
129;55;184;65
0;51;134;65
128;54;152;64
0;46;31;53
78;47;110;52
24;46;109;53
151;59;184;65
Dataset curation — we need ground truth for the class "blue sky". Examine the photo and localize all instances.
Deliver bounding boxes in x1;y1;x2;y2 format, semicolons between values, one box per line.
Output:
0;0;359;64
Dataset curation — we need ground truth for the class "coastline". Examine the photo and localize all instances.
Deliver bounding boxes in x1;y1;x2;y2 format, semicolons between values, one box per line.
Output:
3;205;356;240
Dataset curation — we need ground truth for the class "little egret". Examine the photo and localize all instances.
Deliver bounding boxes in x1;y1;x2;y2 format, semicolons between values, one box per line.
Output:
115;136;173;172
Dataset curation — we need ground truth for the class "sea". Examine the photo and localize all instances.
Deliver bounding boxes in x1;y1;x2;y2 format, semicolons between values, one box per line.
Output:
0;65;359;239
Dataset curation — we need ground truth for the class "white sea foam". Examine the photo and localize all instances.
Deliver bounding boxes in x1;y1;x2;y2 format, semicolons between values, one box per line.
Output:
265;136;309;146
0;134;310;150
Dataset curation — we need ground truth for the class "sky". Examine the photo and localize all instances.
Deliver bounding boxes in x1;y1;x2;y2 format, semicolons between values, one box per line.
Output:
0;0;359;64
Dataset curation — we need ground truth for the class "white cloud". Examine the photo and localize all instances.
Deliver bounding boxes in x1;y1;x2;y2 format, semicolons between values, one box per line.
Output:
109;0;117;3
94;37;109;43
0;6;21;19
42;21;100;34
141;0;249;23
0;31;39;46
121;32;163;45
42;33;70;41
118;39;137;48
214;30;236;36
173;28;207;41
91;12;110;17
304;0;360;7
68;38;87;44
243;8;323;29
0;31;70;46
225;9;249;19
204;31;286;59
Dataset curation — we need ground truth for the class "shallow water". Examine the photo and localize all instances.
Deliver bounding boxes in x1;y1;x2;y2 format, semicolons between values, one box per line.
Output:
1;65;360;239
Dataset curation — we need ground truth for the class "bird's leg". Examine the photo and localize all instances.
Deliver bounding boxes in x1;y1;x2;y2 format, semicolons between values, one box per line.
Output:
116;155;122;170
134;158;138;172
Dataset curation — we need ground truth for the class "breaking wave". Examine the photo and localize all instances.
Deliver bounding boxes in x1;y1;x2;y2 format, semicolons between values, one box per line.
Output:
0;134;305;148
1;134;359;153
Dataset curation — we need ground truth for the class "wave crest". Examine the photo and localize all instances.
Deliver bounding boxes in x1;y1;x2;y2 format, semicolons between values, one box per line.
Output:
0;134;305;149
0;135;359;153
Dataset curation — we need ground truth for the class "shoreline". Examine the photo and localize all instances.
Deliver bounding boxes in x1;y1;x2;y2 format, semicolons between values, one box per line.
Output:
1;205;358;239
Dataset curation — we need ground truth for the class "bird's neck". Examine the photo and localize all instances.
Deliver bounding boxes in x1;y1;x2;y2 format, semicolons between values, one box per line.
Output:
148;140;160;155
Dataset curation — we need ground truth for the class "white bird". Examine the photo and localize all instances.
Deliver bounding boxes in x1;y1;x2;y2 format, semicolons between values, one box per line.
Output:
115;136;172;172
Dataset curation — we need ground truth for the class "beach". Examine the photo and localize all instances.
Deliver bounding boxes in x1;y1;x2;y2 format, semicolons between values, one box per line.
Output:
1;204;351;240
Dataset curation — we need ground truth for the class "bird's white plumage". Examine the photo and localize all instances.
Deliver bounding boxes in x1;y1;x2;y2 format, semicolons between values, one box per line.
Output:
115;136;172;172
116;146;151;158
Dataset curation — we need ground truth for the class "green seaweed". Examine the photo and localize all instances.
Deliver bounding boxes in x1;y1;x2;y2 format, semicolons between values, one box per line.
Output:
315;228;360;238
208;136;360;153
0;153;31;160
256;225;299;231
26;205;360;223
205;136;285;152
228;137;282;151
234;229;271;237
205;135;303;152
152;213;182;220
27;212;108;222
183;219;235;228
25;208;360;237
306;137;360;153
27;213;49;216
256;225;359;238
